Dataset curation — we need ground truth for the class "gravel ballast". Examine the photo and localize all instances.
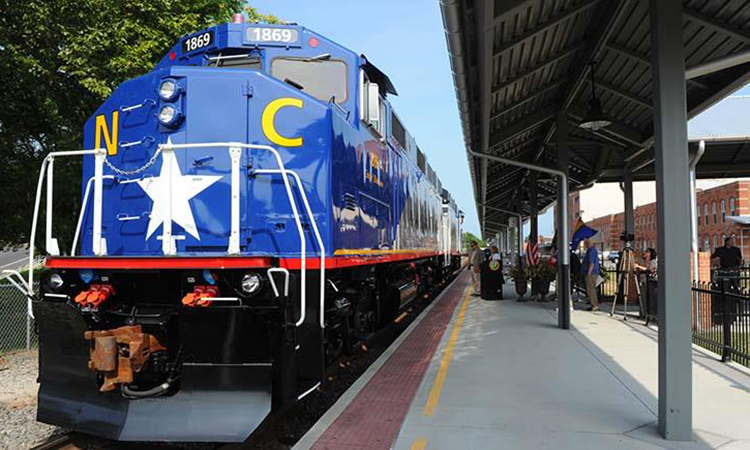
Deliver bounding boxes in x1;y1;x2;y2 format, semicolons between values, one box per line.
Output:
0;350;60;449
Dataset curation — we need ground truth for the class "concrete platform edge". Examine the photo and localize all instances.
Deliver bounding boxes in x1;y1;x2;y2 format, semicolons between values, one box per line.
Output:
293;273;468;450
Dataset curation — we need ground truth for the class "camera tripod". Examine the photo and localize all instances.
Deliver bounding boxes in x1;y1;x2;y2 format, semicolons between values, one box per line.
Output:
610;243;641;321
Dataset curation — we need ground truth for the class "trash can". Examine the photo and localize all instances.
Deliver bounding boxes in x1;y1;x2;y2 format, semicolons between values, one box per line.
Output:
481;259;504;300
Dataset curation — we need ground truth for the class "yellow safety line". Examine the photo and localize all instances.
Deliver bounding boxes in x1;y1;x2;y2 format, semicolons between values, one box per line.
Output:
410;438;427;450
423;286;472;418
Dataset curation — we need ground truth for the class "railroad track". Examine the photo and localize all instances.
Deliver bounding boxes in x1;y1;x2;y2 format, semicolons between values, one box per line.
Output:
30;433;76;450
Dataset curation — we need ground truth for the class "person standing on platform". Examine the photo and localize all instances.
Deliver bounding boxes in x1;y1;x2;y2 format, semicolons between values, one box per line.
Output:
711;237;743;288
583;239;600;311
711;237;743;270
469;240;483;297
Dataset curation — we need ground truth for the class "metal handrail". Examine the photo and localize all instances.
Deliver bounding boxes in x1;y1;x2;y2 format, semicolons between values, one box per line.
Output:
27;149;105;319
72;175;115;256
163;142;326;329
26;142;326;330
256;169;326;328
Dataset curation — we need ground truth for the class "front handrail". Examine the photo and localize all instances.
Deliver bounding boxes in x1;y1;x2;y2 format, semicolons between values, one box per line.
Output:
162;142;326;328
72;175;115;256
27;143;327;330
27;149;105;319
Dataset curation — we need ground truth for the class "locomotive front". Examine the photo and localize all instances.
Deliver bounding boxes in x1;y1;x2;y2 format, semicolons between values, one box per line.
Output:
30;22;350;442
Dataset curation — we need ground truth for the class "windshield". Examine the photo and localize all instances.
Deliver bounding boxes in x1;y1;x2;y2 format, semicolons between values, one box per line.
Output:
271;58;347;103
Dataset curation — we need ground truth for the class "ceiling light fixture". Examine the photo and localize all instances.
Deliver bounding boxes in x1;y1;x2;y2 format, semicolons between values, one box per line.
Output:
579;61;612;131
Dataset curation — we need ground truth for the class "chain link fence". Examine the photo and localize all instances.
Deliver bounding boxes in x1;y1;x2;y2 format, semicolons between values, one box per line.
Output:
0;283;39;352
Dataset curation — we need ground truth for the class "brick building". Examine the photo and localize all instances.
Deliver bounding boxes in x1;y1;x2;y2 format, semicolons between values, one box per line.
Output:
587;180;750;257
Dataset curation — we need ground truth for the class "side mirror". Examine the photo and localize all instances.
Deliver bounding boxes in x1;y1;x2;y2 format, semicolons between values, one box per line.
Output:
367;83;380;130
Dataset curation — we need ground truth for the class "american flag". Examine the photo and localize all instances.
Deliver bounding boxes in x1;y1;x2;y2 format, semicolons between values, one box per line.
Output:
525;239;540;267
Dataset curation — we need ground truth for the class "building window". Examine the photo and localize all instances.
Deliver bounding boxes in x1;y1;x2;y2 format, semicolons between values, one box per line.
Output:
721;199;726;222
704;203;709;225
731;197;737;216
714;234;718;250
712;202;717;224
703;236;710;251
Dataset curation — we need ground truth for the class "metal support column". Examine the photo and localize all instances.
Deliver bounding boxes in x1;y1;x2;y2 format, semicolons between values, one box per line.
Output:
518;215;523;258
651;0;693;440
468;151;569;329
556;112;571;329
530;172;539;245
623;168;634;237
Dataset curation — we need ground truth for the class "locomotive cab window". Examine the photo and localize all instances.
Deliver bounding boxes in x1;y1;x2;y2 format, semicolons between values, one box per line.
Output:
271;58;347;103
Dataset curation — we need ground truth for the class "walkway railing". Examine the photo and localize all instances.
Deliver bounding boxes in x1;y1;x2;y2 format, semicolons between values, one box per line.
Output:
692;280;750;368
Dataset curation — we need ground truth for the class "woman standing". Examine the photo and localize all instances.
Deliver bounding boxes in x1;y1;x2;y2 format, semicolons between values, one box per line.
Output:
634;248;657;317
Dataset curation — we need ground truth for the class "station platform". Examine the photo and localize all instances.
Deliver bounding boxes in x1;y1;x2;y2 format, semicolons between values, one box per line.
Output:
295;272;750;450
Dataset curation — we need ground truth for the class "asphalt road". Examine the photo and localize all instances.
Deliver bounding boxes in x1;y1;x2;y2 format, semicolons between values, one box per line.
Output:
0;248;28;272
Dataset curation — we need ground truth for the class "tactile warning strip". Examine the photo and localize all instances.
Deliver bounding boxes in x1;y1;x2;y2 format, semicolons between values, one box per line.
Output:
311;270;469;450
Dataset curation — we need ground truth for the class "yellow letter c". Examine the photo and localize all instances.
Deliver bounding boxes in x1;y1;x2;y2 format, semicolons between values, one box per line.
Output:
262;97;303;147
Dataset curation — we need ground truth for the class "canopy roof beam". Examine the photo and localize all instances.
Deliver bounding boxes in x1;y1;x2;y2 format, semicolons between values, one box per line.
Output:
491;78;568;121
492;42;586;94
493;0;602;56
488;106;557;150
596;80;653;109
683;7;750;46
607;42;713;90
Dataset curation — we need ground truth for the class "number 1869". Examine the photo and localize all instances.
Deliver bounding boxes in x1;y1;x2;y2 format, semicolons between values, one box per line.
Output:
249;27;296;43
184;32;212;52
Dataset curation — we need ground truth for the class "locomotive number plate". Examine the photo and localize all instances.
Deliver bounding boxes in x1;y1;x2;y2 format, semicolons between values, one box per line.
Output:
246;27;299;44
182;31;214;53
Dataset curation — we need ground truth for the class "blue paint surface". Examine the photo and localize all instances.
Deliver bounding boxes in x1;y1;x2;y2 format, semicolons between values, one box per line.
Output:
78;23;462;258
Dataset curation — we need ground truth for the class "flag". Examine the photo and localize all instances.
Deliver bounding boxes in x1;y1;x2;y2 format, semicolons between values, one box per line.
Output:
570;218;598;250
525;239;540;267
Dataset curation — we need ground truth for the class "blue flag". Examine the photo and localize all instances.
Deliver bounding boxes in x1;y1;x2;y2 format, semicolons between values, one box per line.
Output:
570;218;598;250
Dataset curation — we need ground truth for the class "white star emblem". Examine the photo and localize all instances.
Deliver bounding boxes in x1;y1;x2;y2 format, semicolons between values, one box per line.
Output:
137;140;222;244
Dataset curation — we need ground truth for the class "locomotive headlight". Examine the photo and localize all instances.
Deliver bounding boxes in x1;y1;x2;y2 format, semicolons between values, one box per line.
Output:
158;105;183;128
240;272;262;295
158;79;181;101
49;273;64;291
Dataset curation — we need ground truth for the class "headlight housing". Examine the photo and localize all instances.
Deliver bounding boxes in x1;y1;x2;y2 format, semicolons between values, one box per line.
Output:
47;272;65;292
240;272;262;295
157;104;183;128
158;79;181;101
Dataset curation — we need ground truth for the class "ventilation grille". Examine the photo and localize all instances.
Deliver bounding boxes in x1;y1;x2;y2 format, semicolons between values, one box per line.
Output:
343;193;357;211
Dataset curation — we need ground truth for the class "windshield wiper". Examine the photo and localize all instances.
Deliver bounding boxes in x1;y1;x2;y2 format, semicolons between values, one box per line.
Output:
303;53;331;62
284;78;305;90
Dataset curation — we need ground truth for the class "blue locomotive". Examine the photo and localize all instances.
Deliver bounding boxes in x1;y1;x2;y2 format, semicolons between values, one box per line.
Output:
25;19;464;442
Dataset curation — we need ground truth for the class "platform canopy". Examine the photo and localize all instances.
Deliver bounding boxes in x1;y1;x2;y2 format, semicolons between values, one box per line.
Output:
441;0;750;235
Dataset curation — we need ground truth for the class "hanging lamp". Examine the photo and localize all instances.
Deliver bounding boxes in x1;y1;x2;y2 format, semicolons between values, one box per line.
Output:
579;61;612;131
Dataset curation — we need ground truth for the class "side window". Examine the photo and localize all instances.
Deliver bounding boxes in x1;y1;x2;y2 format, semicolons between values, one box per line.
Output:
391;113;407;150
359;70;384;135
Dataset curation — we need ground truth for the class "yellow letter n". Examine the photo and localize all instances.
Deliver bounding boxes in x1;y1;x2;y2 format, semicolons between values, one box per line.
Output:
95;111;119;156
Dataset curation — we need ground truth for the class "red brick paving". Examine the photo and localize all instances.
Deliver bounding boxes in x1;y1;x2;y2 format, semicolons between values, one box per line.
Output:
311;271;469;450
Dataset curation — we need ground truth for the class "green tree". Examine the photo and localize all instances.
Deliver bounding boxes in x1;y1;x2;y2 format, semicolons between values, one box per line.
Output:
463;232;485;250
0;0;263;251
245;5;282;24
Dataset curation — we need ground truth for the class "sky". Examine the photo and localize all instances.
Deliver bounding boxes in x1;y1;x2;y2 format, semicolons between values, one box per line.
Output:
247;0;480;234
248;1;750;240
